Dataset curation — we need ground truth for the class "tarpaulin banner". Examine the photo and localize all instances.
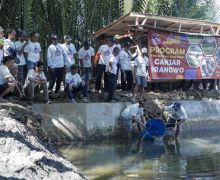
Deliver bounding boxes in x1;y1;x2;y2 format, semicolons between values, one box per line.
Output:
148;30;220;80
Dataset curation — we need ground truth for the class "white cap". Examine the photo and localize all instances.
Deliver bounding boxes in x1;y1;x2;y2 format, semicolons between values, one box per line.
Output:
141;47;148;53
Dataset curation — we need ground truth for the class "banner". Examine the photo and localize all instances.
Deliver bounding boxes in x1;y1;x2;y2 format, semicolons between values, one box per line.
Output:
148;30;220;80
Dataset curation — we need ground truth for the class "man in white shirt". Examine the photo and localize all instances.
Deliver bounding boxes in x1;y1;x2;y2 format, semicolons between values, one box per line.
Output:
95;37;114;93
106;47;120;102
0;56;16;100
121;100;145;139
24;61;49;104
47;34;66;94
119;42;133;91
163;102;188;138
79;41;95;97
65;65;88;103
24;32;42;70
15;31;28;84
62;35;77;73
133;47;149;99
113;34;122;87
4;29;16;58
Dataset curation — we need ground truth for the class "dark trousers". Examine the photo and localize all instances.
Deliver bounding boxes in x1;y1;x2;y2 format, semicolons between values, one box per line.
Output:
95;64;108;91
108;73;116;101
65;84;87;100
48;67;64;93
121;70;133;91
18;65;27;85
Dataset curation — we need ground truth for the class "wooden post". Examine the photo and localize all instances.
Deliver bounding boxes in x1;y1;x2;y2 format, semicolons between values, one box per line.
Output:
200;26;203;34
154;20;157;28
141;18;147;25
178;23;182;32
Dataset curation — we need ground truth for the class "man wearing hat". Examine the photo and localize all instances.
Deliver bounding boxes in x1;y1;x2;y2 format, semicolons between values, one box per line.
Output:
163;102;188;138
132;47;149;99
113;35;121;50
47;33;66;94
15;31;28;84
62;35;77;73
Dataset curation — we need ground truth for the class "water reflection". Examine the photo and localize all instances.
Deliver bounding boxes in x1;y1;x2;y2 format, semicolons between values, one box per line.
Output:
60;135;220;180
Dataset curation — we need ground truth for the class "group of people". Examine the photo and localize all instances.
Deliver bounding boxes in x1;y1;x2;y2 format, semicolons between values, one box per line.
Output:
0;26;189;141
95;37;149;102
0;26;150;104
121;100;188;140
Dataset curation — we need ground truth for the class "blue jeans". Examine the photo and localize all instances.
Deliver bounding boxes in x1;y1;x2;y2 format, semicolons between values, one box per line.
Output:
65;84;87;100
27;61;36;70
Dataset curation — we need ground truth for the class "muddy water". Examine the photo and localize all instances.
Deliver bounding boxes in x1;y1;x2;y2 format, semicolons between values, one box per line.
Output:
60;132;220;180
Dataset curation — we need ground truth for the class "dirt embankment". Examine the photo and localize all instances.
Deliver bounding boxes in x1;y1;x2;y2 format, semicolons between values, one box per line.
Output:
0;103;87;180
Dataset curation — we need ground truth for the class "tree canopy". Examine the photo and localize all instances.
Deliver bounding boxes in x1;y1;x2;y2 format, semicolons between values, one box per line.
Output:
0;0;217;50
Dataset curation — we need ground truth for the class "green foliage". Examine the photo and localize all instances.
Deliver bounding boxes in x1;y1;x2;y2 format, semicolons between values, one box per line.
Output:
0;0;217;63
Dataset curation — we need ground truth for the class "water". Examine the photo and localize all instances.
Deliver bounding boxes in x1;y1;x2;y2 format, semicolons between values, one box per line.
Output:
59;133;220;180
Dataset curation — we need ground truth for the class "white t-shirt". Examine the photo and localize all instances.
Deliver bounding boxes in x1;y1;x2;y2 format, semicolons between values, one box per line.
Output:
24;41;41;63
47;43;65;68
4;39;16;56
144;56;149;66
113;43;121;64
106;54;117;74
65;72;82;87
78;47;95;68
62;43;77;67
121;103;144;120
0;65;13;85
15;41;26;66
165;105;188;120
134;56;149;77
119;50;132;70
98;44;114;65
24;69;46;88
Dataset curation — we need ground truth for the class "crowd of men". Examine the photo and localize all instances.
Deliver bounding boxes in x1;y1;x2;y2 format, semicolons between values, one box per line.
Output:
0;26;150;104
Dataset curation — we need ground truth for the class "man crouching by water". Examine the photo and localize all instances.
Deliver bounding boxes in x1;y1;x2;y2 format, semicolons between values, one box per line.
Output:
121;100;145;139
163;102;188;139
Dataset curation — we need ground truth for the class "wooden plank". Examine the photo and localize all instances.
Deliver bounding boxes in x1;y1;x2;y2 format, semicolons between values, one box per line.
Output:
210;26;215;34
141;18;148;25
178;23;182;32
154;20;157;28
200;26;203;34
135;16;139;26
216;27;220;35
190;24;199;30
129;12;220;27
166;22;177;29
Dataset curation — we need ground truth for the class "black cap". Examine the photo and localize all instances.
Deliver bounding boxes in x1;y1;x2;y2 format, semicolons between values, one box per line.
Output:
51;33;58;39
124;42;131;47
70;64;78;70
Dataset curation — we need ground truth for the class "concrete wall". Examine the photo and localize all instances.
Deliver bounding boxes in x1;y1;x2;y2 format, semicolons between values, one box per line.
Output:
33;100;220;141
33;102;131;141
